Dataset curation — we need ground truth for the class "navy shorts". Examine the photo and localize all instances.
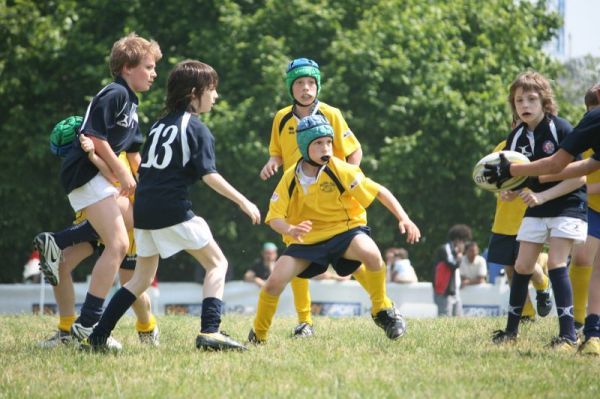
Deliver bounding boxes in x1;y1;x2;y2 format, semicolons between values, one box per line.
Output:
96;243;137;270
284;226;370;279
486;233;519;266
589;208;600;239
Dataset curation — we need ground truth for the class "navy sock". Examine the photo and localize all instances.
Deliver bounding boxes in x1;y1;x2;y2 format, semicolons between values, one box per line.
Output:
53;220;99;250
506;271;532;333
584;314;600;339
200;297;223;334
89;288;137;345
77;293;105;328
549;267;576;341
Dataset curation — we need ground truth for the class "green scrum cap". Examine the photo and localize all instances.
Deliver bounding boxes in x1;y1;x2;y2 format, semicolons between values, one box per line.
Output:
296;115;333;163
50;115;83;157
285;58;321;103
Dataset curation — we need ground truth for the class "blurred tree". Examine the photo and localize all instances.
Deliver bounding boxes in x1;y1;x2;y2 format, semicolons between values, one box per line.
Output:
0;0;573;282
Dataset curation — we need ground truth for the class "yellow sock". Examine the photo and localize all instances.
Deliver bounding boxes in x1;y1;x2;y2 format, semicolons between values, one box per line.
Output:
253;289;280;341
136;314;157;333
291;277;312;325
569;264;593;324
532;273;549;291
57;315;76;332
364;264;392;315
522;296;536;318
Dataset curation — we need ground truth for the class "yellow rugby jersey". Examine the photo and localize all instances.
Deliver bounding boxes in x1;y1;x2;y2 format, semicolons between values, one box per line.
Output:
490;141;526;235
266;157;380;246
583;149;600;212
269;102;361;171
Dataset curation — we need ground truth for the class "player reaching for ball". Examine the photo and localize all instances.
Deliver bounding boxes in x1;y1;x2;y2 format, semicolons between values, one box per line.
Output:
488;71;587;351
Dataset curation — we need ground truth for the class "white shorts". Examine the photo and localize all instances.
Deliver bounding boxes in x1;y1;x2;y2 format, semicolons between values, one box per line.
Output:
134;216;213;258
517;216;587;245
67;173;118;212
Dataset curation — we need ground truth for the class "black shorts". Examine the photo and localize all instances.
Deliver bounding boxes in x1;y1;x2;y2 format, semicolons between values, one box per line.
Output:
96;243;137;270
486;233;519;266
284;226;370;279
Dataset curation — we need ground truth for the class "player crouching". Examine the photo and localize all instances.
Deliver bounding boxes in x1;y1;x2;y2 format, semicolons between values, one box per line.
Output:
249;115;420;343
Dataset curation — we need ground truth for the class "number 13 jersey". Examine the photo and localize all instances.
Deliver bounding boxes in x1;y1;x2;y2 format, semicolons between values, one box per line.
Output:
134;111;217;230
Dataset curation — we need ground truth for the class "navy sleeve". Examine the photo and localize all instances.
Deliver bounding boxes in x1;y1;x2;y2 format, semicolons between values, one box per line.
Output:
126;128;144;153
189;123;218;176
560;109;600;157
80;86;124;141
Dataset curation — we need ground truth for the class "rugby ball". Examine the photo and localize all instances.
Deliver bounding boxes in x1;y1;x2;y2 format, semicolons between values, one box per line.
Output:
472;150;530;193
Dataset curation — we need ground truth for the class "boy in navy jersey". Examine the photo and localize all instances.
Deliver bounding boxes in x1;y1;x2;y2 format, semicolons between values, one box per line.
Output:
84;60;261;352
486;83;600;355
34;33;162;349
488;71;587;351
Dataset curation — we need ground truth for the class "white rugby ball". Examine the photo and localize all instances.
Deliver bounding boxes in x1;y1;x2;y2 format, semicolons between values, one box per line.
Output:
472;150;530;193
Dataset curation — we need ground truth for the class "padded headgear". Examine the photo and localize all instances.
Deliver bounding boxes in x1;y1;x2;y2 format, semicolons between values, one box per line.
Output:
296;115;333;163
286;58;321;103
50;115;83;157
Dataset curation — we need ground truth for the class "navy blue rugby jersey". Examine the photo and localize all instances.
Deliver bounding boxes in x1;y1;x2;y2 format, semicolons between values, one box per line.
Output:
505;114;587;220
134;111;218;229
560;107;600;161
60;76;141;193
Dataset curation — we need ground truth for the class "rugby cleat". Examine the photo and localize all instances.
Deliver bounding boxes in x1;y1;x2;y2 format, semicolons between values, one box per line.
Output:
79;336;123;353
535;289;553;317
577;337;600;356
547;335;579;353
195;331;247;351
372;306;406;340
70;322;94;342
292;322;314;338
138;326;160;346
33;232;62;286
38;330;72;348
491;329;517;344
247;329;265;345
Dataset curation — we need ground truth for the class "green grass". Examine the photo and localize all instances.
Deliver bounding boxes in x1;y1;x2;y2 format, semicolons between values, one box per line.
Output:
0;315;597;399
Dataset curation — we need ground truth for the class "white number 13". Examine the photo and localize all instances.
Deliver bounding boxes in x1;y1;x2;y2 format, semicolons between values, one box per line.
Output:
141;123;178;169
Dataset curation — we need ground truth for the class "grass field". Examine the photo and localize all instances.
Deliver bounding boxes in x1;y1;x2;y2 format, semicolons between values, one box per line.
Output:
0;314;597;398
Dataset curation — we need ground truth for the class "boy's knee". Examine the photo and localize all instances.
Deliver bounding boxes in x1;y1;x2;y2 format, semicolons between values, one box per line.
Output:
363;254;384;271
264;277;285;296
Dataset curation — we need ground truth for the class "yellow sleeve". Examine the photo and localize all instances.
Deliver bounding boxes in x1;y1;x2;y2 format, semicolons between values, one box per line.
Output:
336;161;379;208
269;112;282;158
265;172;293;224
329;108;361;159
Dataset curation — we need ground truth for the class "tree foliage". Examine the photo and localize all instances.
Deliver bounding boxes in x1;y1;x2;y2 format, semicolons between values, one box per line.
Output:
0;0;572;282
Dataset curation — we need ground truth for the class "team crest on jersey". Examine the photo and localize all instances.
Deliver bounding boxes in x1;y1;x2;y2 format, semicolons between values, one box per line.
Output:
271;192;279;202
343;129;353;138
320;182;335;193
542;140;555;154
288;126;295;135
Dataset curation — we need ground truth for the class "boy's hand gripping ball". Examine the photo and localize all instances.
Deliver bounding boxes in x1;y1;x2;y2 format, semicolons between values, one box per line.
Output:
473;151;529;192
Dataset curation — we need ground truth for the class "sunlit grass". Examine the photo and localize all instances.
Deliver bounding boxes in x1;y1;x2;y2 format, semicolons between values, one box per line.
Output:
0;315;597;398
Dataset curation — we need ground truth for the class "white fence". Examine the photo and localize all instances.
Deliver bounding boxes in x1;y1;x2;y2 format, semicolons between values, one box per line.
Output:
0;278;536;318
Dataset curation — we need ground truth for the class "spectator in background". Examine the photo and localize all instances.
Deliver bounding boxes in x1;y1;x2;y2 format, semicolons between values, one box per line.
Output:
390;248;418;284
460;241;487;286
433;224;472;316
384;247;400;281
23;249;42;284
244;242;278;288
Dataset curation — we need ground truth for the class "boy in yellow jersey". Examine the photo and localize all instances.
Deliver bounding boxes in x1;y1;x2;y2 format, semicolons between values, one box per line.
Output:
38;135;158;347
259;58;391;337
249;115;420;343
